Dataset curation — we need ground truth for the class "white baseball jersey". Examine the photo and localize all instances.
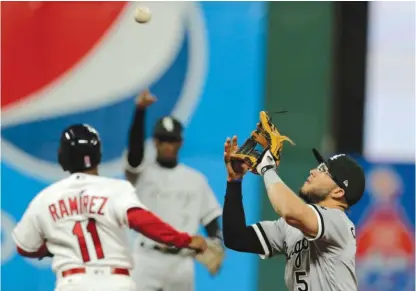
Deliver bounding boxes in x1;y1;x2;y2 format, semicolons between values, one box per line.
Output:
253;204;357;291
133;162;222;246
12;173;147;273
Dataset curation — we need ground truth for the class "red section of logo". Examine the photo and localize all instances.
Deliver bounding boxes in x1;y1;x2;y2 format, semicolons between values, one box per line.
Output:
357;206;414;258
1;1;127;108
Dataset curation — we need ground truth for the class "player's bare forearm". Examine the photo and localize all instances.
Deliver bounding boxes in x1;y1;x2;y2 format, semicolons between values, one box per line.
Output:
127;208;192;248
263;171;319;238
265;181;306;219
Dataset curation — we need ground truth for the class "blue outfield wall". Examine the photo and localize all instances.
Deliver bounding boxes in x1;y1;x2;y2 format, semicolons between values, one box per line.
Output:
1;2;267;291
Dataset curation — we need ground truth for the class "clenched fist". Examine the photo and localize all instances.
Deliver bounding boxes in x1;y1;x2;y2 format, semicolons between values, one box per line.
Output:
136;89;157;109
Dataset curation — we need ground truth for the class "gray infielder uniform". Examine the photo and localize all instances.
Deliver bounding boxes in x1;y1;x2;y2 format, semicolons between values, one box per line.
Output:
252;204;357;291
130;162;222;291
126;105;224;290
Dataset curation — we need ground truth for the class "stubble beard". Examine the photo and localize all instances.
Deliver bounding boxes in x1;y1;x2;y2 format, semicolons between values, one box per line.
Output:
298;187;330;204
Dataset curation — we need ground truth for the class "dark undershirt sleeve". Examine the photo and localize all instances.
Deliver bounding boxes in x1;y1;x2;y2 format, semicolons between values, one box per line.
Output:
127;107;146;169
222;181;264;254
204;217;222;240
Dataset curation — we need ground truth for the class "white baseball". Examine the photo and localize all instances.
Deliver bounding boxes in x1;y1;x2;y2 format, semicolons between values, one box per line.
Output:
134;6;152;24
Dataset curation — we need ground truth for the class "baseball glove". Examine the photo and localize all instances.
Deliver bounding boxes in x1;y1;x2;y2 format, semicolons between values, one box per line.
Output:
228;111;295;174
195;238;225;276
228;132;263;174
252;111;295;162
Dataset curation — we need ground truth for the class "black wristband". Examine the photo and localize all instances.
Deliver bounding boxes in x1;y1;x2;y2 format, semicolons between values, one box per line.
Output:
260;165;275;175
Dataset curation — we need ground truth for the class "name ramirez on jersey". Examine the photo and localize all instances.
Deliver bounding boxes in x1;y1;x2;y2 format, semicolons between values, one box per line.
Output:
48;192;108;221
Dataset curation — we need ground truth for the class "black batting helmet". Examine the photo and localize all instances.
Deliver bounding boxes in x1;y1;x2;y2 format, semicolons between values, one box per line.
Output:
58;124;102;173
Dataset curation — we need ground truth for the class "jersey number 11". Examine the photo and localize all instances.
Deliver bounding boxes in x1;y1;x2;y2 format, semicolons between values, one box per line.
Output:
72;218;104;262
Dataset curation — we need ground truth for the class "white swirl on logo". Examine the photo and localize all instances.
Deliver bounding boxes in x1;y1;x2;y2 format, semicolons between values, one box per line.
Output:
1;2;207;181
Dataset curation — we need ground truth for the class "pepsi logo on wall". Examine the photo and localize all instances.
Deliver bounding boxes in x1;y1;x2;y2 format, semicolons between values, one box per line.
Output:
1;2;207;181
1;2;268;291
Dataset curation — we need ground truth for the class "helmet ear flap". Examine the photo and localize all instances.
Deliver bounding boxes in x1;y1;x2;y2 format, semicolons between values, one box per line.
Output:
96;151;102;166
58;147;67;171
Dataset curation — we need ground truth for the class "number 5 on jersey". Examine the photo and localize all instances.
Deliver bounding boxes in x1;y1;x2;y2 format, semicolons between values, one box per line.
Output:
72;218;104;262
295;271;309;291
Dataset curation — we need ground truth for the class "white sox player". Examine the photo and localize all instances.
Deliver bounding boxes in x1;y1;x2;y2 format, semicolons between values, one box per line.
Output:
12;124;207;291
125;91;224;291
222;137;366;291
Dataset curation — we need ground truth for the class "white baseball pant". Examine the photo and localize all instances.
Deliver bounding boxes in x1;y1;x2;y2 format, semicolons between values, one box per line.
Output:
132;245;195;291
54;267;136;291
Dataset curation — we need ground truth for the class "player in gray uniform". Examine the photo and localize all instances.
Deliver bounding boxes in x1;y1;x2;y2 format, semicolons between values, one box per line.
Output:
125;91;224;291
222;136;365;291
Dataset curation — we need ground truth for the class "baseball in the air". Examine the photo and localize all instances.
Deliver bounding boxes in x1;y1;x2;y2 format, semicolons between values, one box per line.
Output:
134;6;152;24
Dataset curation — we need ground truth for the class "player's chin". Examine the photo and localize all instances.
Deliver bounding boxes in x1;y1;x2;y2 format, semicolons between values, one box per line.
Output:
298;188;312;203
299;183;310;194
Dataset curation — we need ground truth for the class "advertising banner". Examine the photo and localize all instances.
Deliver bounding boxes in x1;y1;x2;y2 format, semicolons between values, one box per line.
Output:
349;159;415;291
1;2;267;291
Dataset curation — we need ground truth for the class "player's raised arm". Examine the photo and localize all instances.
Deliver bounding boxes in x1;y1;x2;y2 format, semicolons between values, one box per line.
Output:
256;148;365;242
223;179;288;258
222;137;286;256
125;90;156;185
256;157;320;238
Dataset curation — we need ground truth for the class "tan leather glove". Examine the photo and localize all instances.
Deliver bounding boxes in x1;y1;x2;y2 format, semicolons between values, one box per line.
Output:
195;238;225;276
252;111;295;162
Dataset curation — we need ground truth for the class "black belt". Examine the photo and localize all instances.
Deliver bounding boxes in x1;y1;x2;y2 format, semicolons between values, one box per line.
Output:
140;242;182;255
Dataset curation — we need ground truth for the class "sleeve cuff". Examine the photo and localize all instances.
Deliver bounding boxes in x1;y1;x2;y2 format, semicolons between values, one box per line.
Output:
251;223;273;259
123;150;145;174
12;231;42;253
228;178;242;183
201;209;222;226
306;204;324;241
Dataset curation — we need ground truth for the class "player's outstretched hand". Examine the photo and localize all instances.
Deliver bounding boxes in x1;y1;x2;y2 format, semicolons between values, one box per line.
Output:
136;89;157;108
189;235;208;253
224;136;249;181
